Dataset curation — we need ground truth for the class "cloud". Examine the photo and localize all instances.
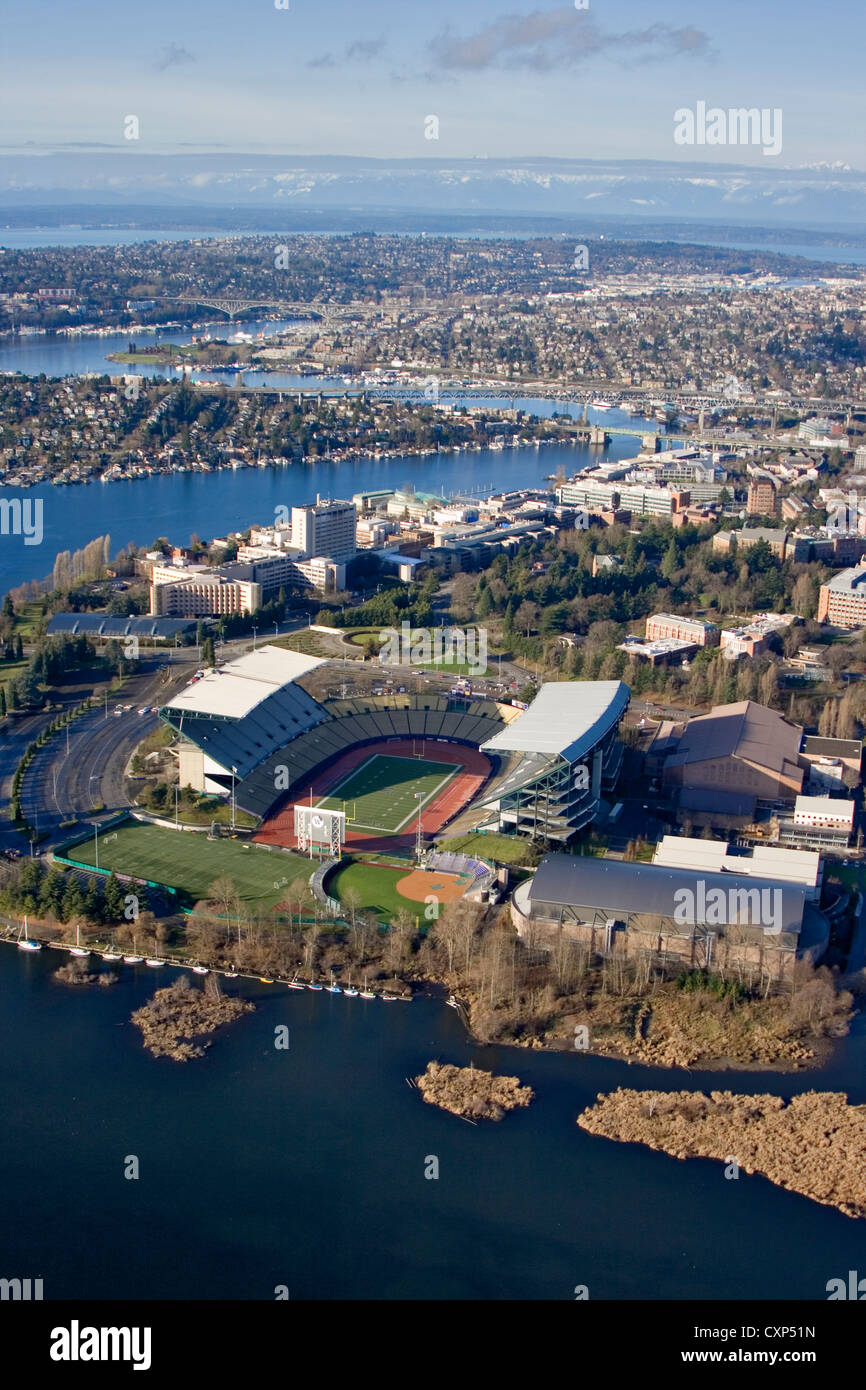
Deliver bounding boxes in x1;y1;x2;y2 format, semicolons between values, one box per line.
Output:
346;38;386;61
154;43;196;73
428;8;712;73
308;37;386;69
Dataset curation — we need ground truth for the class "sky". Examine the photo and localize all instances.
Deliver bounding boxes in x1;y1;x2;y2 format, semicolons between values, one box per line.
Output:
1;0;864;168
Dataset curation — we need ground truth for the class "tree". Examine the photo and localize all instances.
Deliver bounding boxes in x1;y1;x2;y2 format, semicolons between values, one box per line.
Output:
661;539;679;580
201;635;216;668
759;665;780;709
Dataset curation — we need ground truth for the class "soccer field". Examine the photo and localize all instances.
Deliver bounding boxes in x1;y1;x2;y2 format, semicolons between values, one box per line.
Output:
317;753;459;834
65;822;310;909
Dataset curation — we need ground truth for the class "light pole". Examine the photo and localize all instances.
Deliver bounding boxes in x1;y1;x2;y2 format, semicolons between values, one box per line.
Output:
414;792;424;864
175;783;179;828
93;821;99;871
252;626;258;651
231;766;237;831
104;692;108;721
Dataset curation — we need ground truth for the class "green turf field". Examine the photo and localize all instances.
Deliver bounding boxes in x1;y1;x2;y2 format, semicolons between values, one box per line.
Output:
318;753;459;834
327;858;424;923
64;822;310;909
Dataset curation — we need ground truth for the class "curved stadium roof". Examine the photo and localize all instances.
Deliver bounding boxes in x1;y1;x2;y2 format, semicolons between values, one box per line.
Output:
481;681;630;764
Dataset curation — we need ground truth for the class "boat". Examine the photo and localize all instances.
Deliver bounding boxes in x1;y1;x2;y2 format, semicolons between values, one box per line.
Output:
123;954;143;964
69;924;90;957
102;952;121;961
381;993;399;1002
286;977;305;991
359;973;376;1000
259;977;274;983
307;979;323;991
343;974;359;997
446;995;459;1009
591;398;612;410
16;918;41;952
145;958;165;968
192;965;209;974
223;970;239;978
326;971;342;994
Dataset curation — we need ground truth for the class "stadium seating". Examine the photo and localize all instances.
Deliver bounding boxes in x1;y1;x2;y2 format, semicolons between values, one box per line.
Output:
237;694;507;819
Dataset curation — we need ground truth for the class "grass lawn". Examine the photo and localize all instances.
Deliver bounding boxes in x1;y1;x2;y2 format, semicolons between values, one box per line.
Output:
346;628;489;676
437;831;536;865
64;822;310;909
327;857;425;924
318;753;458;833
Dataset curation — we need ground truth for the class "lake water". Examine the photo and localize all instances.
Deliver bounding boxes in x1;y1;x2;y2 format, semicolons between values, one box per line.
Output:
2;944;865;1300
0;412;652;594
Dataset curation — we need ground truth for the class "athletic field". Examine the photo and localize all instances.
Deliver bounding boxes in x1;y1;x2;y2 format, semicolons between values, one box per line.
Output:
64;822;310;909
317;753;459;834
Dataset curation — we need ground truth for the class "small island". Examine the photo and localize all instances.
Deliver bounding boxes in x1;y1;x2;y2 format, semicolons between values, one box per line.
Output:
54;958;116;987
578;1087;866;1220
132;975;254;1061
415;1061;534;1121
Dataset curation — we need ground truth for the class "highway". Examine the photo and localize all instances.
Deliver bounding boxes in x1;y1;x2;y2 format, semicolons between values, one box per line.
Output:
17;658;195;849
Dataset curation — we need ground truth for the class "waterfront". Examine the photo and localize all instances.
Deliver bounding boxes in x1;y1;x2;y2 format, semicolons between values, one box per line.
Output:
0;433;643;596
3;943;866;1300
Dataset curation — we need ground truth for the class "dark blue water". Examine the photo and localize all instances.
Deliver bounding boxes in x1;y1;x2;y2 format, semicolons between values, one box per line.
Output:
2;945;865;1299
0;431;648;595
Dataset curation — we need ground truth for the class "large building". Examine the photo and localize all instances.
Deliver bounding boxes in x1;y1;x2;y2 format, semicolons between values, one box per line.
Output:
150;565;262;617
747;474;778;515
817;564;866;628
478;680;629;841
161;645;327;797
511;852;828;980
290;499;357;564
645;614;719;647
661;700;805;809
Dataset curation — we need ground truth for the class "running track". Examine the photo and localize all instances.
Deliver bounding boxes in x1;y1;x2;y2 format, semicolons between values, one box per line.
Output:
255;739;491;855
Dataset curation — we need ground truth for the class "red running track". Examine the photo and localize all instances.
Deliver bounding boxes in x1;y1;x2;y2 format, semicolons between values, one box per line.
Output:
255;738;491;855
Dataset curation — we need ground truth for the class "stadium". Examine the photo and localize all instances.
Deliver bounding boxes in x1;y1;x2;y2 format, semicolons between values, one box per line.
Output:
147;646;630;917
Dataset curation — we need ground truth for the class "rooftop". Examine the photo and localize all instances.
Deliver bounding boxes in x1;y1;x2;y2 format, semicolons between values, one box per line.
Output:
527;854;806;937
165;644;324;720
480;680;629;762
665;700;802;776
823;565;866;595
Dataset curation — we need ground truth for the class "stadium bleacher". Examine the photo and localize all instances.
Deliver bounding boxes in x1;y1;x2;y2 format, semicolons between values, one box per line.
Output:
236;694;506;819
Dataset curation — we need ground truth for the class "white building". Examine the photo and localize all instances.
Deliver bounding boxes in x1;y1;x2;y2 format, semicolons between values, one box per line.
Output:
291;498;357;564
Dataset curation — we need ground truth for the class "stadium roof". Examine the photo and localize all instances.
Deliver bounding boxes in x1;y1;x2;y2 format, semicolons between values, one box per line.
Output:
165;644;324;720
527;854;806;937
47;613;196;638
481;681;629;763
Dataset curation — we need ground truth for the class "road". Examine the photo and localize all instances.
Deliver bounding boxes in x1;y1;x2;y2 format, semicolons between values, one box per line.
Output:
17;658;195;849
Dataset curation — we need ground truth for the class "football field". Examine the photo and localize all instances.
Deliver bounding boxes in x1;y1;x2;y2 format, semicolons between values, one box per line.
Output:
317;753;459;834
64;822;309;908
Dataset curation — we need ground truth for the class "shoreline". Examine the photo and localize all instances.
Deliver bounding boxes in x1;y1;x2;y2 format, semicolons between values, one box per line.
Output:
1;931;852;1076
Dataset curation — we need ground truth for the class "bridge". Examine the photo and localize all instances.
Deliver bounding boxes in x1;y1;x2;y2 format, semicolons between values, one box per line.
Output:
159;295;338;321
